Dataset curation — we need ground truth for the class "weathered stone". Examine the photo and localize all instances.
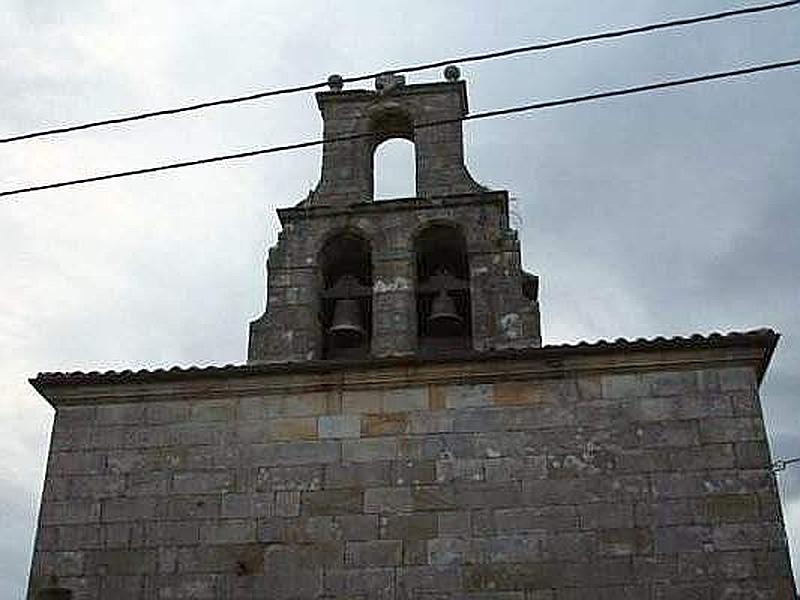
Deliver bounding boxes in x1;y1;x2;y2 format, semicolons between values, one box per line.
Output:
319;414;361;439
342;437;398;462
302;489;363;515
364;412;408;436
345;539;402;567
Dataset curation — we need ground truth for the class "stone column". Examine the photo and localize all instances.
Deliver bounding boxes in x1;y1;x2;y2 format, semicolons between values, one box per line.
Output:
371;253;416;357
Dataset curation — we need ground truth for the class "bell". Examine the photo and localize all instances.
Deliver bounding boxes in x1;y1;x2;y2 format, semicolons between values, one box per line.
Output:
329;298;366;347
427;289;464;337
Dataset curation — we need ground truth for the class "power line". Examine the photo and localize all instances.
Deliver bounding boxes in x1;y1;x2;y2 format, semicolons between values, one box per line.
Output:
1;57;798;199
773;457;800;472
1;0;797;145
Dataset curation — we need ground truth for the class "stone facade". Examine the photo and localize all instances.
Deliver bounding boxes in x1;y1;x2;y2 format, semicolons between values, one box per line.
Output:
27;332;796;598
27;72;796;598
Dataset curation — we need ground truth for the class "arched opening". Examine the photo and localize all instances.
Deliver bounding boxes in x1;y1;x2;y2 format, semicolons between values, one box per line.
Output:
414;223;472;355
319;232;372;359
373;138;416;200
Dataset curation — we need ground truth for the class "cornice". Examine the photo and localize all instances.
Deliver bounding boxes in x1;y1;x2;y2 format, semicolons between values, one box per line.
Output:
30;329;779;407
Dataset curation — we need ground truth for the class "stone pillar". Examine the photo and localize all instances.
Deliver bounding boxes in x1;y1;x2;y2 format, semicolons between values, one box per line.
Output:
371;253;416;357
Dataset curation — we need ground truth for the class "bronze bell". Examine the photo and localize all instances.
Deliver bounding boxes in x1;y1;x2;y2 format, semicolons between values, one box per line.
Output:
329;298;366;347
427;289;464;337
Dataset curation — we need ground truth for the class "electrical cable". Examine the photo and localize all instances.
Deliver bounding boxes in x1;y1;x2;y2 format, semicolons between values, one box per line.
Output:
1;57;798;199
773;457;800;472
1;0;797;145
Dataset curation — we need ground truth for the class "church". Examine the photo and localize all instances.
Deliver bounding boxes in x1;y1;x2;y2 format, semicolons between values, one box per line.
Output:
27;69;794;598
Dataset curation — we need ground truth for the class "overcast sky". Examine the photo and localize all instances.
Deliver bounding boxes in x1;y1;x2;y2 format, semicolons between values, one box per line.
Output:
1;0;799;596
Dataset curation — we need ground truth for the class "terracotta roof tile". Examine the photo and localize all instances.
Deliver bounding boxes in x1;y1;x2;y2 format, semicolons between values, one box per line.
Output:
31;328;778;388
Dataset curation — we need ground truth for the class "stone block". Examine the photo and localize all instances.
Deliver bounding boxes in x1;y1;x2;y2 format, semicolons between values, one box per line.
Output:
643;369;698;397
427;537;469;565
365;487;414;514
274;490;301;517
145;401;190;424
596;528;653;557
394;460;437;485
436;458;485;483
190;400;235;422
494;505;580;534
143;521;200;546
438;511;470;537
578;502;633;530
319;414;361;439
258;516;333;544
159;495;220;520
55;406;96;428
324;567;395;596
396;566;463;596
699;417;766;444
102;497;157;522
325;461;393;489
241;392;332;420
408;411;454;434
633;420;699;448
265;541;343;569
302;489;363;515
88;548;158;576
485;456;547;482
453;482;522;509
464;562;556;591
473;534;545;563
96;404;145;425
50;451;105;475
198;519;256;544
364;412;408;436
32;550;85;576
601;374;648;399
342;437;397;462
255;464;323;492
445;384;492;408
171;470;234;494
718;367;757;392
175;543;262;574
380;513;437;540
346;540;402;567
342;389;382;414
711;522;784;551
384;387;429;412
249;440;339;466
734;441;771;469
668;444;736;471
655;525;712;553
335;514;379;541
412;485;459;511
634;394;733;421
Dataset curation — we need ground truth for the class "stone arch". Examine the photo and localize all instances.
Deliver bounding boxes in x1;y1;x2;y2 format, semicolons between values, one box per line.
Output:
307;81;485;206
368;104;418;200
317;230;373;359
413;221;472;354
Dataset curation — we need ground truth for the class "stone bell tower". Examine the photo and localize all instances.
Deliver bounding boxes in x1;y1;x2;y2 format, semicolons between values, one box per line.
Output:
248;69;541;363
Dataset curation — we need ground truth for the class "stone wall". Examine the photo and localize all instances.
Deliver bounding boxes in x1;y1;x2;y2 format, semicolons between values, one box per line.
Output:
28;340;795;599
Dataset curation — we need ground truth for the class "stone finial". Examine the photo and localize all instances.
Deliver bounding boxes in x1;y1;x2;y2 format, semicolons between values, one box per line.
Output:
375;72;406;94
327;74;344;92
443;65;461;82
